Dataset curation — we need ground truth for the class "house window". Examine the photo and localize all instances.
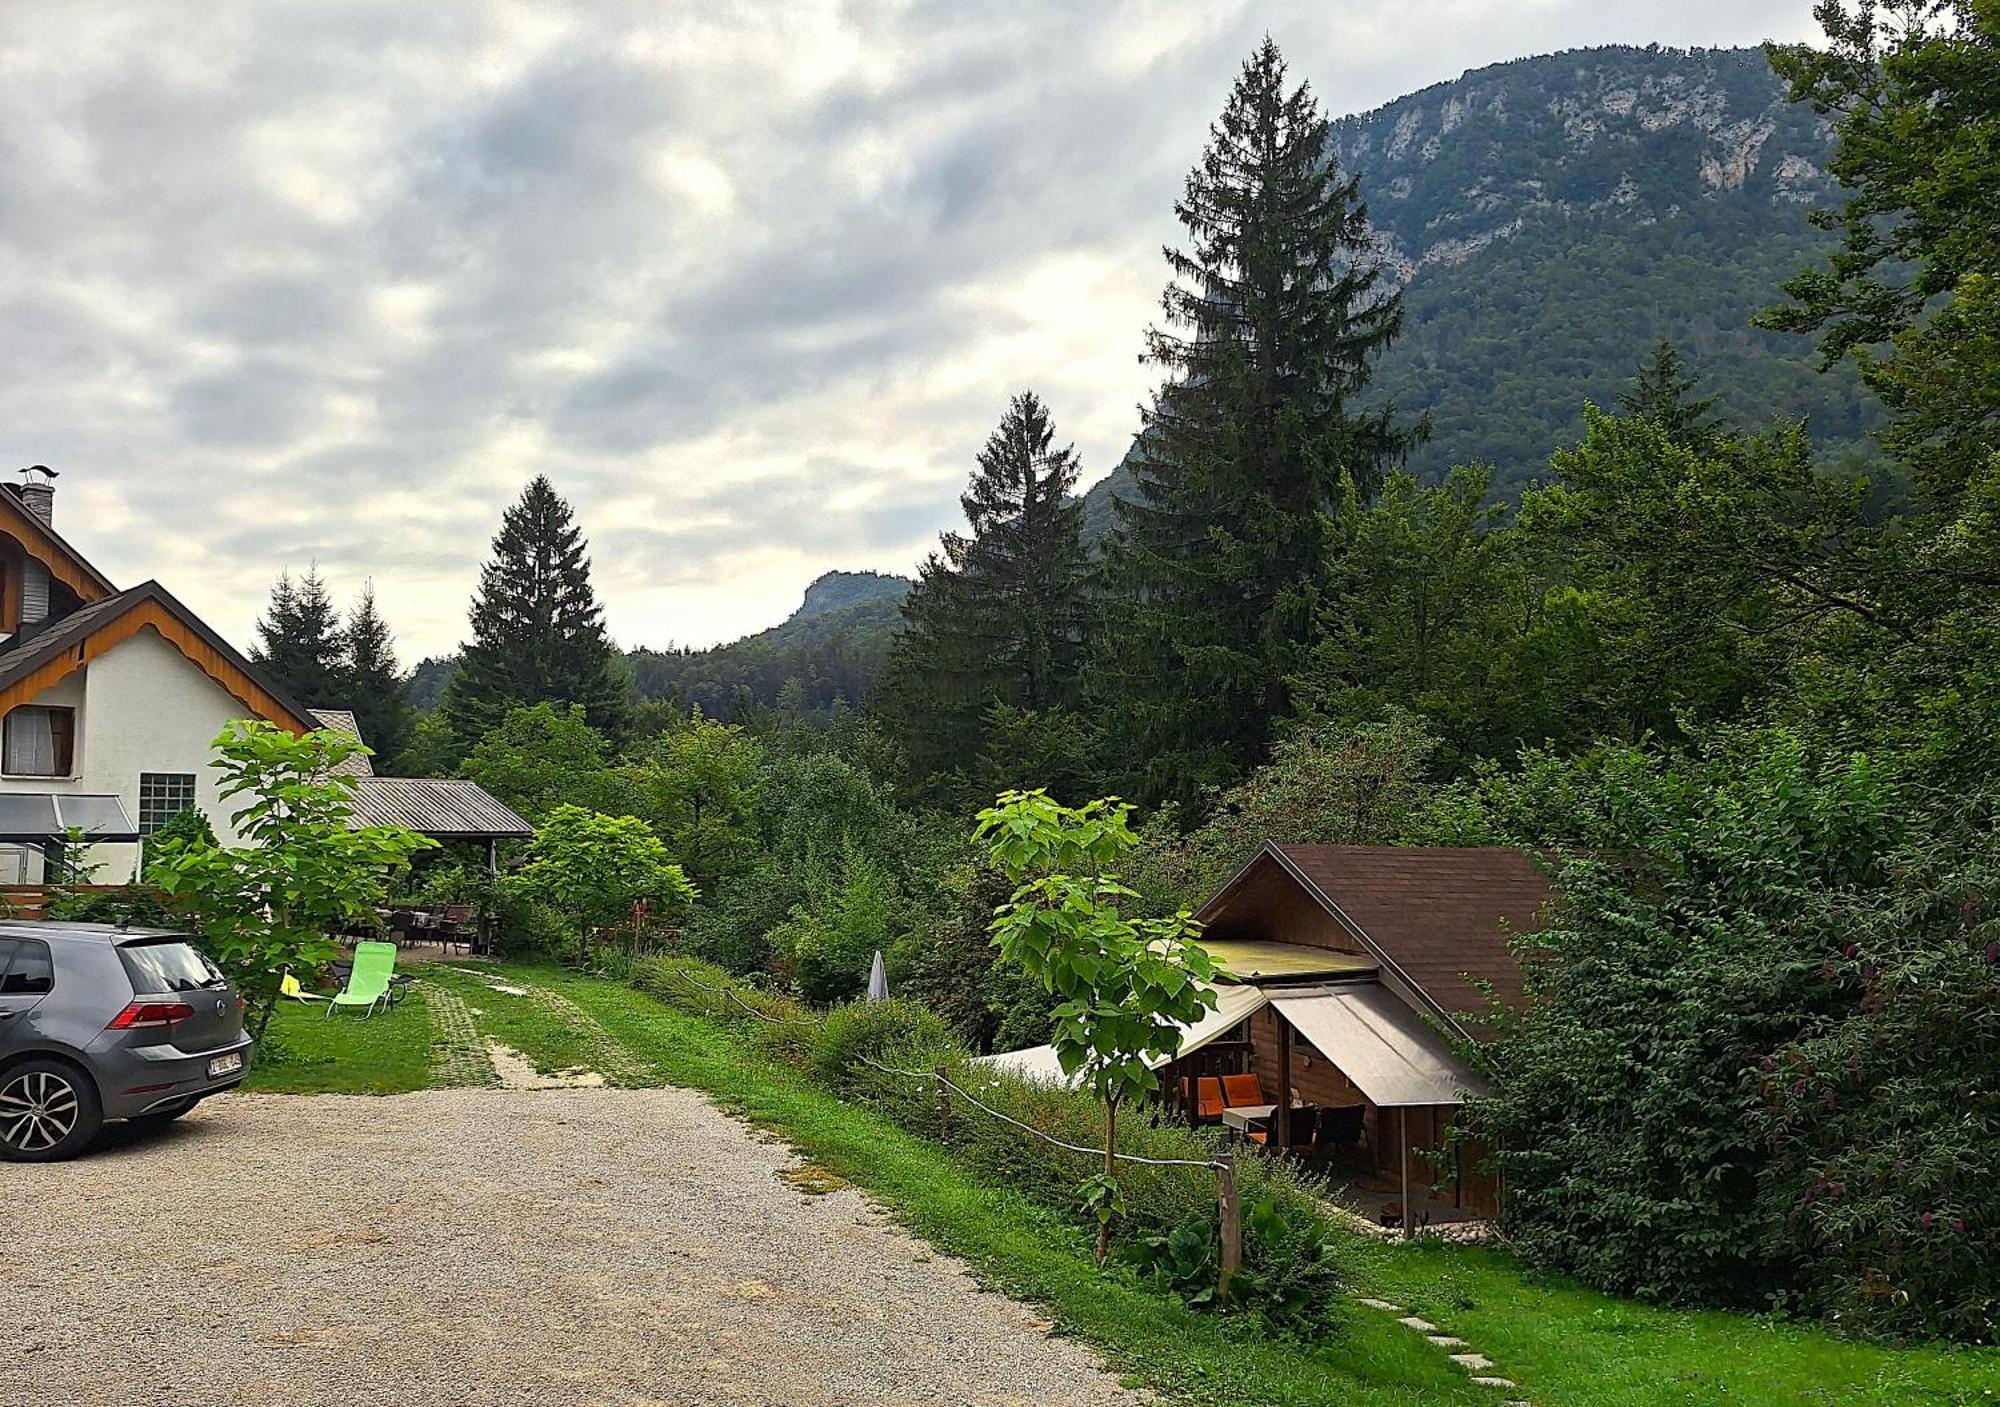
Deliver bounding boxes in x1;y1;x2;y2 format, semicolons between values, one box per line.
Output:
138;773;198;834
2;706;74;777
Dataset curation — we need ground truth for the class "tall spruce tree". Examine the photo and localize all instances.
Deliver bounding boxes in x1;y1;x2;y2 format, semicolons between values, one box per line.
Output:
442;476;628;747
341;582;414;768
252;566;345;707
1099;38;1419;810
876;391;1088;797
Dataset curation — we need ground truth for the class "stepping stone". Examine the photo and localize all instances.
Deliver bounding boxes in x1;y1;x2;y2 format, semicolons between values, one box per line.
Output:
1398;1315;1438;1332
1357;1297;1403;1312
1471;1379;1518;1390
1427;1334;1468;1348
1449;1352;1496;1371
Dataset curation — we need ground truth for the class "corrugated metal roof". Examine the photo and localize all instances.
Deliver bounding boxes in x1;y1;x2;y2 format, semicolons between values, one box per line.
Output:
346;777;531;838
309;709;375;776
1271;983;1491;1108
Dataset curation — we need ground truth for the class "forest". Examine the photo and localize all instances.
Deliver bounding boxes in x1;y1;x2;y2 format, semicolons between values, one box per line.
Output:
243;4;1997;1342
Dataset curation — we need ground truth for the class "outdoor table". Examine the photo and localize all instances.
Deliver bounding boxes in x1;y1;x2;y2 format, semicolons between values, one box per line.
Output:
1220;1103;1285;1136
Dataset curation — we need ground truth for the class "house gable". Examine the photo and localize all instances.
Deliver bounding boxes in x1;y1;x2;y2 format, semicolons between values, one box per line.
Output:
1195;842;1552;1037
0;582;315;734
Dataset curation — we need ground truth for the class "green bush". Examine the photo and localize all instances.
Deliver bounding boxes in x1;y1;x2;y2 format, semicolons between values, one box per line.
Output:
46;884;178;928
813;998;956;1088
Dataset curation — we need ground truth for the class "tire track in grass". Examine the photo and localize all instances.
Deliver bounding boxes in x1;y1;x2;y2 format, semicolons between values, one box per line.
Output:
522;986;654;1086
438;965;655;1088
424;982;499;1088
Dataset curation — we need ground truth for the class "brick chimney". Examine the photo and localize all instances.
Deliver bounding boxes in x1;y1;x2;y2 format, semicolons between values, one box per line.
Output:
17;464;56;525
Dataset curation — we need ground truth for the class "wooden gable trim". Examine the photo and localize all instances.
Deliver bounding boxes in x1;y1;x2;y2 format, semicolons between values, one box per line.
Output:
0;602;312;734
0;498;116;603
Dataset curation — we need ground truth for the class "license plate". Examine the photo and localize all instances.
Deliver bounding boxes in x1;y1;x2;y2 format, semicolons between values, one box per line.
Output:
208;1052;244;1078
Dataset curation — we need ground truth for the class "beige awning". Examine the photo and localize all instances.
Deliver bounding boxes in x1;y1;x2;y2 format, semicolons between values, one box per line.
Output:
1161;981;1269;1063
1271;984;1490;1108
974;982;1270;1088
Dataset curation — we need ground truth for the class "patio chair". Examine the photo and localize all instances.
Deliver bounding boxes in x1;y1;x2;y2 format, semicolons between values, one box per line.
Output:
1179;1076;1228;1122
438;904;477;956
1318;1103;1367;1155
326;941;398;1019
1219;1073;1264;1108
1249;1105;1321;1153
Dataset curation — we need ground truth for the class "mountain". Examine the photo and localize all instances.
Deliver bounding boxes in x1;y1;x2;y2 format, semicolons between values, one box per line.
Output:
1081;44;1883;529
626;570;910;722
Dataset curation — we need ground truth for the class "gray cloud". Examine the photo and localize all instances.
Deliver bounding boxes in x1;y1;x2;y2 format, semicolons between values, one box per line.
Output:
0;0;1823;659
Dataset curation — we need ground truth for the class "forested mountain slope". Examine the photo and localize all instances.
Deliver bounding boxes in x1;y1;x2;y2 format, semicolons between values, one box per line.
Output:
626;570;909;721
1081;44;1880;532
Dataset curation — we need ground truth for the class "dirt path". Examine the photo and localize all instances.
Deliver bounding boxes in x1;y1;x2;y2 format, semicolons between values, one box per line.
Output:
8;1089;1141;1407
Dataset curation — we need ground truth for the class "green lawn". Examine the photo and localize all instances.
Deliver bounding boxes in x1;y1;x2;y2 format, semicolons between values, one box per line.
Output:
242;985;432;1094
244;958;2000;1407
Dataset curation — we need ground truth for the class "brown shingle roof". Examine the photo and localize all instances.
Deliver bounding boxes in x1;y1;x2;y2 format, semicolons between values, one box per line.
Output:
1269;845;1552;1019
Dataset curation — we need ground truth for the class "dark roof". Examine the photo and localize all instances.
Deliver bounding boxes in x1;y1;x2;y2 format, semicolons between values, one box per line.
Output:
0;580;319;731
309;709;375;776
1268;845;1551;1020
346;777;532;839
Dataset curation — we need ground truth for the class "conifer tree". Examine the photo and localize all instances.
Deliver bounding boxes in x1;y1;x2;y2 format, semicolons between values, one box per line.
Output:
442;476;628;748
877;392;1088;795
341;582;414;768
252;566;345;707
1618;341;1725;448
1099;38;1419;810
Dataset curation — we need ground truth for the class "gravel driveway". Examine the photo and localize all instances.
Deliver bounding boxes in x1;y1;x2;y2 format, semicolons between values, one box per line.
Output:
7;1089;1142;1407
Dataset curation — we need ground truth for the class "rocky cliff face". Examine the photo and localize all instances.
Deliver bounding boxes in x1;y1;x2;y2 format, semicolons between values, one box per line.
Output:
1077;43;1873;519
1327;46;1835;282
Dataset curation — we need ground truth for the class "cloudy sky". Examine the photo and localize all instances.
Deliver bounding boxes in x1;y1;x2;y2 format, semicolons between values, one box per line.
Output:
0;1;1822;660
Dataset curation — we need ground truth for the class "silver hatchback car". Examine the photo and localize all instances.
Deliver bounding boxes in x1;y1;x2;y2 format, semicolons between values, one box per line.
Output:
0;922;251;1161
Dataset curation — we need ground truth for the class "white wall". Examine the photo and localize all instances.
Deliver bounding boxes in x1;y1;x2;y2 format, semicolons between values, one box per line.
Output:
0;625;263;879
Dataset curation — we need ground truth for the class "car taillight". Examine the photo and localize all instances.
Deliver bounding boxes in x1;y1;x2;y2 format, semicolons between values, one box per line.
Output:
107;1001;196;1030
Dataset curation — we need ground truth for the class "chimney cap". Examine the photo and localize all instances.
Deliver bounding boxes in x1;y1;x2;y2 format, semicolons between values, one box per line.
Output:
19;465;57;482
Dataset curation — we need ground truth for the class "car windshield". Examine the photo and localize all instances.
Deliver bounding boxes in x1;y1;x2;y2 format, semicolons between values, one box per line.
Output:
117;939;224;994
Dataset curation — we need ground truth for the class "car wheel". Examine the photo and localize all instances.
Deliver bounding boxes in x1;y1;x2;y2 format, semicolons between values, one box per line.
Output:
0;1059;104;1162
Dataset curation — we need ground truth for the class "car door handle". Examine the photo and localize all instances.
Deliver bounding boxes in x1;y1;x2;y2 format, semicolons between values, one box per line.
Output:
0;1009;16;1020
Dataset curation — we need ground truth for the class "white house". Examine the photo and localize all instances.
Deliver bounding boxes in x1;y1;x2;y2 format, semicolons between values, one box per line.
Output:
0;465;527;883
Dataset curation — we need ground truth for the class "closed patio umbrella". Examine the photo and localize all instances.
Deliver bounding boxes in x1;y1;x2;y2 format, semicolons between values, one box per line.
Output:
865;950;889;1002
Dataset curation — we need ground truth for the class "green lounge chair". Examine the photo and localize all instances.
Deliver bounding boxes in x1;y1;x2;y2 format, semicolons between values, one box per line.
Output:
327;941;397;1019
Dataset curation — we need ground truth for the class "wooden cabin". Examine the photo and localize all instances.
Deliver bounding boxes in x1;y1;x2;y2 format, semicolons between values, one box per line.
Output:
1177;843;1549;1219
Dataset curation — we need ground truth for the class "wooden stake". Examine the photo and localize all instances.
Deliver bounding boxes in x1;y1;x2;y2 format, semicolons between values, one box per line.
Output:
1399;1107;1411;1242
1276;1011;1294;1150
1216;1153;1242;1306
935;1066;952;1142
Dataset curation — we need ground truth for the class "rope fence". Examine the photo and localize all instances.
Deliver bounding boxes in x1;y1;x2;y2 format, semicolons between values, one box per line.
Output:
658;964;1243;1300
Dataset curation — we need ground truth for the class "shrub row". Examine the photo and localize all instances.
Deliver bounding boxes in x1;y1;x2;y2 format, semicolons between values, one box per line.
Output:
630;955;1346;1331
